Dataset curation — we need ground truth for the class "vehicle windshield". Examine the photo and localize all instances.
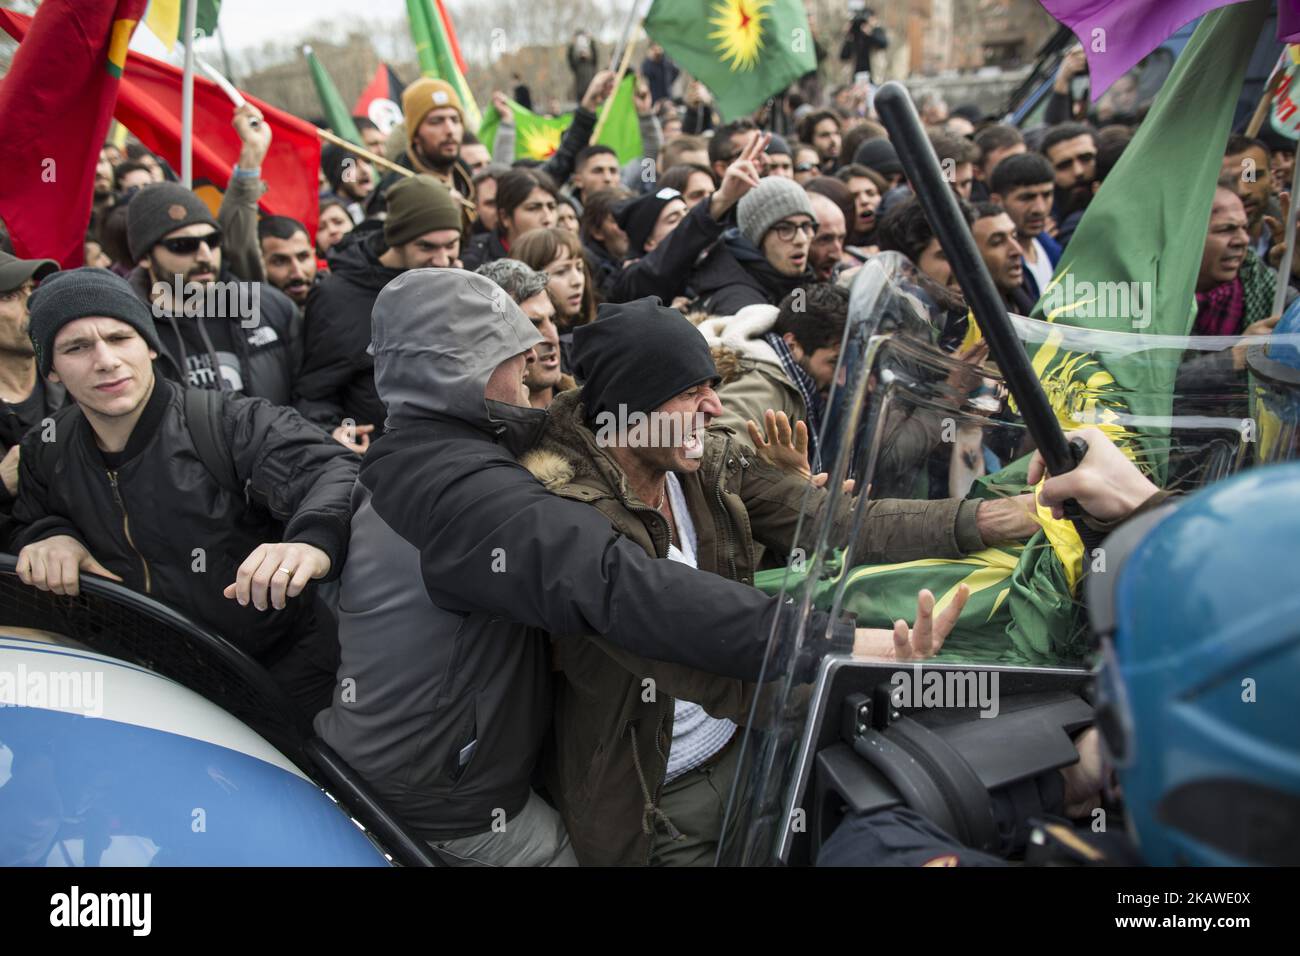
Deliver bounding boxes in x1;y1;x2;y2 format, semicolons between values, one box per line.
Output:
716;252;1300;866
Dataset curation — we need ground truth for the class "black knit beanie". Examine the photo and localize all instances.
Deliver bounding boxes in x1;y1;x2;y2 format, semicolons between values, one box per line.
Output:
613;187;683;257
127;182;219;262
572;296;718;424
28;268;163;376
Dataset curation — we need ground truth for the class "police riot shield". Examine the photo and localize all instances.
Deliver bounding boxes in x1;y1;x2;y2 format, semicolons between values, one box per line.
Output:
715;253;1300;867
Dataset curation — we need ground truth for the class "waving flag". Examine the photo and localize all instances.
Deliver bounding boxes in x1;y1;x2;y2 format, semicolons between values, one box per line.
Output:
353;62;407;133
406;0;481;132
305;46;364;146
1027;0;1270;475
143;0;222;50
1038;0;1297;98
644;0;816;120
0;0;148;267
478;76;643;165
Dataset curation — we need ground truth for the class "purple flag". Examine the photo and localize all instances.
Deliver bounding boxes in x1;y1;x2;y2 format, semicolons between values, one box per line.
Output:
1040;0;1250;98
1282;0;1300;41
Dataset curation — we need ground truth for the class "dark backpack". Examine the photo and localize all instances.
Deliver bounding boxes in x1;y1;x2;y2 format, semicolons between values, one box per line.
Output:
182;387;243;495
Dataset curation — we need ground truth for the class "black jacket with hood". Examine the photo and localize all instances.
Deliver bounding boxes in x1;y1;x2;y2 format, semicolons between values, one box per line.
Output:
314;268;851;842
295;229;404;431
127;267;302;408
12;378;358;661
690;228;811;315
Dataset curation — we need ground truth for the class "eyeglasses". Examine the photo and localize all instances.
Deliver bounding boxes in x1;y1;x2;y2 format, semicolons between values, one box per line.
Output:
158;230;222;255
770;220;817;241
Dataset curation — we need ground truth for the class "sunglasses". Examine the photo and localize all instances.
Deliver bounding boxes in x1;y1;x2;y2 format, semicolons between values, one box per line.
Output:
794;162;818;173
158;230;222;255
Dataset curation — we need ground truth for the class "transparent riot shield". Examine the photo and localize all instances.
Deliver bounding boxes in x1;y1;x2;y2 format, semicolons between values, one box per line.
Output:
715;254;1300;867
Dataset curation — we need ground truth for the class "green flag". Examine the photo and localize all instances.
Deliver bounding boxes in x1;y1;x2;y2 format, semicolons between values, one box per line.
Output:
186;0;220;36
754;457;1090;668
644;0;816;121
1026;0;1270;472
304;46;363;146
478;76;642;165
406;0;481;132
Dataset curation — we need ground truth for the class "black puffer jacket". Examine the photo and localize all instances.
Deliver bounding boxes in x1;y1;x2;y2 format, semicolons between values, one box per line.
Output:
127;267;303;407
12;379;358;660
295;230;404;431
690;229;810;314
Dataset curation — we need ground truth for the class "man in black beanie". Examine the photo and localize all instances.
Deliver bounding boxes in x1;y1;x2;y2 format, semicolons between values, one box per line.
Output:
0;251;60;551
613;187;687;259
320;142;377;224
124;181;303;408
605;133;768;304
517;295;994;866
11;267;359;720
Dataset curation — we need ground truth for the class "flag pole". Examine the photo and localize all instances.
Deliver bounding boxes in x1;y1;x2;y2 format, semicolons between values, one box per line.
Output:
181;0;199;188
592;22;641;145
609;0;642;73
1271;152;1300;316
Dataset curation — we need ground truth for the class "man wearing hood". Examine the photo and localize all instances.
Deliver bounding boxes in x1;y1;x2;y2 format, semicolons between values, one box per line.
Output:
124;182;302;408
294;175;462;444
689;176;817;314
314;271;950;866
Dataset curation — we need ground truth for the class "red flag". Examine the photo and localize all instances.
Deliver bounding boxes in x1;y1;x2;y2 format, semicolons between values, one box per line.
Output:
433;0;469;76
114;48;321;239
1;8;320;252
0;0;147;268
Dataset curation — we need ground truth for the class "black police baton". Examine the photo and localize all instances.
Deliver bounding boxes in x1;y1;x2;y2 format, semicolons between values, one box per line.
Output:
874;82;1103;550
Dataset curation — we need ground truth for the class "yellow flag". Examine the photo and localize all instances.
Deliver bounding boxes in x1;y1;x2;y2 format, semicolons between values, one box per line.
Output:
145;0;181;51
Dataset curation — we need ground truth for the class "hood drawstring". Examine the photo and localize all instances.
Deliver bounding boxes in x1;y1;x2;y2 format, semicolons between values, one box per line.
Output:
628;723;682;843
194;313;229;392
164;317;191;385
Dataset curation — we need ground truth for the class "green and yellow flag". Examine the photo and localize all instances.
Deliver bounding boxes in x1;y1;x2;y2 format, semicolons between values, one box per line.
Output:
644;0;816;121
1024;0;1270;475
406;0;481;132
143;0;221;50
478;75;643;165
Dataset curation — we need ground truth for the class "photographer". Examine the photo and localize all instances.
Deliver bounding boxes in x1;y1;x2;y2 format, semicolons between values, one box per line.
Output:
839;5;888;82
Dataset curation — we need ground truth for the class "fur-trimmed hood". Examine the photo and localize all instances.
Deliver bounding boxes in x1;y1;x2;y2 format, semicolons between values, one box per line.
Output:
696;303;783;368
520;389;625;495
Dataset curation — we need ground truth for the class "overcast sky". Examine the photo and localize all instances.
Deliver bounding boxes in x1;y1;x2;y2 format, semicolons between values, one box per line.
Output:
128;0;413;61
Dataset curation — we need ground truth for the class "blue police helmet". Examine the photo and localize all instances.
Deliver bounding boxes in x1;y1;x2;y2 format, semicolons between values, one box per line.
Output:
1245;298;1300;462
1088;464;1300;865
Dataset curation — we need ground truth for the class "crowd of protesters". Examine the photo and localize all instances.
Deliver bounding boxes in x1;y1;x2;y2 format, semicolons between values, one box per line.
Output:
0;23;1292;868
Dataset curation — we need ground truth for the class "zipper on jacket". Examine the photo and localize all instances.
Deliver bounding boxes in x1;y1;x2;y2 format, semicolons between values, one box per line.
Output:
107;470;151;593
711;435;739;580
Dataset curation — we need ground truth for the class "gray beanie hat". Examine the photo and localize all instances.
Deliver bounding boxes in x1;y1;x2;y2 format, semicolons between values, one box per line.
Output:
27;268;163;376
737;176;816;248
476;258;549;305
127;182;219;262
